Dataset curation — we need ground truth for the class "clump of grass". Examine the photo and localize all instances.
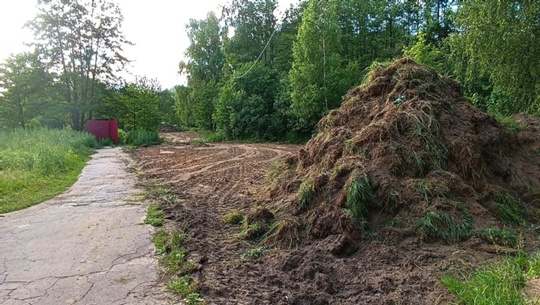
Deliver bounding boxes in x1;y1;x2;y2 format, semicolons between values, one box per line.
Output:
346;173;374;229
167;276;205;305
152;229;195;275
124;130;163;147
415;210;473;243
145;203;164;227
223;211;244;225
493;192;523;225
242;246;268;260
474;228;520;248
441;253;540;304
297;179;315;211
239;219;266;240
495;115;523;133
417;179;449;203
0;128;98;213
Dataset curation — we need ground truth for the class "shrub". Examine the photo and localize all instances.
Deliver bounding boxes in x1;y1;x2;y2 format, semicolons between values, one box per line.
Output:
125;130;163;147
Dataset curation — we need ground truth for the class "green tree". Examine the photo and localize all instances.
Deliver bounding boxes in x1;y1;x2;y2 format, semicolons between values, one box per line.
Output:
100;77;161;131
450;1;540;115
179;12;225;130
0;51;56;129
290;0;358;132
27;0;131;131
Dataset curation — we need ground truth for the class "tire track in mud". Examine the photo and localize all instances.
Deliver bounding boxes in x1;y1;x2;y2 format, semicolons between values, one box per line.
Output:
133;134;301;304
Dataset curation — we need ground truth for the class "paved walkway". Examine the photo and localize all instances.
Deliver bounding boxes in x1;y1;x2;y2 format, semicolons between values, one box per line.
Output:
0;148;171;305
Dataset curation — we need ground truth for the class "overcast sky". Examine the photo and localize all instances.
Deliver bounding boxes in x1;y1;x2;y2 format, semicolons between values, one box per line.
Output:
0;0;298;89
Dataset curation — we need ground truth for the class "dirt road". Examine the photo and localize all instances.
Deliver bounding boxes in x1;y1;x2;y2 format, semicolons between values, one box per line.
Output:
0;148;170;305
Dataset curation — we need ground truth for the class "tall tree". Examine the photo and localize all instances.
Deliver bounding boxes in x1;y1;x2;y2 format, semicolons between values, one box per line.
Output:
179;12;225;130
289;0;358;132
0;51;56;129
27;0;130;130
223;0;278;65
450;0;540;115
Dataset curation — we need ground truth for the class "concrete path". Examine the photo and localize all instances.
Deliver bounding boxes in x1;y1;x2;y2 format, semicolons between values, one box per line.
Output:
0;148;171;305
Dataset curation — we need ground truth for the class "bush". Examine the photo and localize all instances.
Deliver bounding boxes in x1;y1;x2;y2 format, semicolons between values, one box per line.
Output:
125;130;163;147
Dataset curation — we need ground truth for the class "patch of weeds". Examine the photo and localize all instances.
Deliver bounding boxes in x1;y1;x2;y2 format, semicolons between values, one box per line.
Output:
493;192;523;225
475;228;520;248
223;211;244;225
190;138;207;145
495;115;523;133
239;219;266;240
264;161;289;185
152;229;170;254
412;152;426;176
415;209;473;243
297;179;315;211
417;179;449;203
242;246;268;260
346;173;374;229
534;149;540;156
145;203;164;227
167;276;205;305
441;253;540;304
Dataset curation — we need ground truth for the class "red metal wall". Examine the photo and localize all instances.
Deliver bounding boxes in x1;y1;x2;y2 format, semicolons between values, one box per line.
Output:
87;119;119;144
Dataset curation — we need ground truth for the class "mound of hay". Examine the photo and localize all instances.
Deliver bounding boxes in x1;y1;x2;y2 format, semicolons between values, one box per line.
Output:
265;58;540;247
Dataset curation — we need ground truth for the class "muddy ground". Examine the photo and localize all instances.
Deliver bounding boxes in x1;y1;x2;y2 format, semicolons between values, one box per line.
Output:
133;132;529;305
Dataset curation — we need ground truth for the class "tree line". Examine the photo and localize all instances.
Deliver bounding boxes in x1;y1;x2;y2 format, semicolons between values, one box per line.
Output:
0;0;176;132
1;0;539;141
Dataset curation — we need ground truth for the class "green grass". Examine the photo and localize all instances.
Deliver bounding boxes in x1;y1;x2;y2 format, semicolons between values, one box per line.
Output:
297;179;315;211
0;128;98;213
493;192;523;225
442;253;540;305
242;246;268;260
152;228;202;303
167;276;205;305
415;210;473;243
223;211;244;225
475;228;520;248
346;173;374;229
145;203;165;227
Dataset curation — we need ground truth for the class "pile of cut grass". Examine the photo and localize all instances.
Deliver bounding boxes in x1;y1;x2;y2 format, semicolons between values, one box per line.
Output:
0;128;98;213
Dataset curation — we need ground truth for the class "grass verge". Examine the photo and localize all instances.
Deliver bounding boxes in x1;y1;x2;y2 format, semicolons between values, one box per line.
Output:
442;253;540;304
0;128;98;213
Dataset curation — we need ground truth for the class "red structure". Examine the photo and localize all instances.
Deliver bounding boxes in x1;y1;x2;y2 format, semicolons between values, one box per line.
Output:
86;119;119;144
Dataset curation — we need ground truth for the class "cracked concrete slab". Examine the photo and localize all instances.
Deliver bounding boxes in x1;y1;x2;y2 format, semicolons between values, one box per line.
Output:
0;148;172;305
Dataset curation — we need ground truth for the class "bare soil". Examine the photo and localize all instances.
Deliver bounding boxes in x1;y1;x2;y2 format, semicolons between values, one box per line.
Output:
131;133;487;304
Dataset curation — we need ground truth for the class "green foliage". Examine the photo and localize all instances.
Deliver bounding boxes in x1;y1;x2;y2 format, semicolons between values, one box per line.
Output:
152;229;196;276
0;51;57;129
26;0;130;131
495;115;523;133
145;203;165;227
297;179;315;211
242;246;268;260
223;211;244;225
0;128;97;213
346;173;374;229
441;253;540;305
475;228;520;248
167;276;205;305
99;77;163;132
493;192;523;226
289;0;359;132
124;130;163;147
450;1;540;116
415;210;473;243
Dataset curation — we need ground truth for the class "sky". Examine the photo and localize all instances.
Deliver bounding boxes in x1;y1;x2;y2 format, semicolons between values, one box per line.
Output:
0;0;298;89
